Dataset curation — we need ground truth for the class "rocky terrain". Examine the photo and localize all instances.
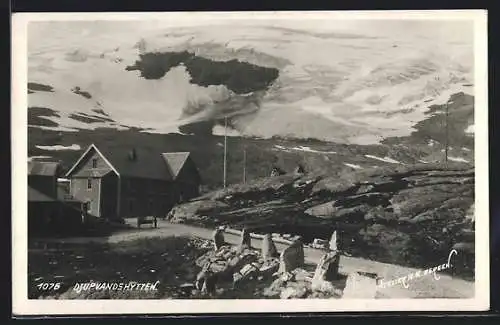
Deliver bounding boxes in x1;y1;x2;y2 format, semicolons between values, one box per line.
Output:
167;163;475;277
187;229;354;299
31;229;383;300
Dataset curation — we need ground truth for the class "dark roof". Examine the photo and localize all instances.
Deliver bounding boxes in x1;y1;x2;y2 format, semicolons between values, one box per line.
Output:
28;186;56;202
28;161;59;176
67;144;196;181
161;152;191;179
95;145;174;180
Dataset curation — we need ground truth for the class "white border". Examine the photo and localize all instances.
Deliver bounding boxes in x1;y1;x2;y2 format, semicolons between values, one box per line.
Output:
12;10;489;315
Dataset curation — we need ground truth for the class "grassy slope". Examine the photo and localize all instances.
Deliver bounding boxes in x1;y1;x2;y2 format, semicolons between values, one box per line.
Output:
28;237;211;299
28;123;453;192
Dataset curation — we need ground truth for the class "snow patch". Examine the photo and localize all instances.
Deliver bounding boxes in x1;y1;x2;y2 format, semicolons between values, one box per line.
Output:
273;144;336;154
290;146;337;154
28;156;53;162
212;125;241;137
364;154;401;164
28;124;80;132
36;144;81;151
448;156;470;163
465;124;474;134
428;139;439;147
344;163;362;169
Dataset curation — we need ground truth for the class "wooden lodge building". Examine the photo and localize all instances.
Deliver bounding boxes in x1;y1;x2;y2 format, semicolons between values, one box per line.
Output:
64;144;201;221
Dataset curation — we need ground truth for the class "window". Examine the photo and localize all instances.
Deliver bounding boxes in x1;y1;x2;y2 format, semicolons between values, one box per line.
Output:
87;178;92;189
92;158;97;168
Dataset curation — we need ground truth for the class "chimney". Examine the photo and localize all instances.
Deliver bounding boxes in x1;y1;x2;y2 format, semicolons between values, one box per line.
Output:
129;148;137;161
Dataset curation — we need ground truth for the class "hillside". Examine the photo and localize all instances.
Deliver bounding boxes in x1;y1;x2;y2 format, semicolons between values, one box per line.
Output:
166;163;475;277
28;89;473;191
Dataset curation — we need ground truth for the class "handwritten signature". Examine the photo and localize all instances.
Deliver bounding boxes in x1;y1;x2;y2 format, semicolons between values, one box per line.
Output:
377;249;459;289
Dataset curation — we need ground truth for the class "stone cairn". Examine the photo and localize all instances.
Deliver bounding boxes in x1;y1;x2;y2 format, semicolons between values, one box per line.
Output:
212;226;226;251
195;227;373;299
278;236;305;273
262;233;279;260
311;230;341;292
238;228;252;251
342;271;380;299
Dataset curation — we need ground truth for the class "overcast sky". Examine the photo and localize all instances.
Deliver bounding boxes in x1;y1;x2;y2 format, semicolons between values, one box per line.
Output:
28;14;474;54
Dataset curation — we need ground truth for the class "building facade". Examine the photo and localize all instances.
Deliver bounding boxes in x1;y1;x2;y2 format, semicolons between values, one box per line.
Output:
65;144;201;220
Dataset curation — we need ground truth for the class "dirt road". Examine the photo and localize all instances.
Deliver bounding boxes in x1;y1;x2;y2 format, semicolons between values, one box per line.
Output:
34;220;475;299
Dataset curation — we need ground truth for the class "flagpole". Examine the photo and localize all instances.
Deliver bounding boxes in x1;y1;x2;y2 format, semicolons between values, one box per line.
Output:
444;101;449;168
223;116;227;189
243;145;247;184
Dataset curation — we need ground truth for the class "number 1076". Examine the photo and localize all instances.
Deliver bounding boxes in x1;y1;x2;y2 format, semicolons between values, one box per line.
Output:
37;282;61;290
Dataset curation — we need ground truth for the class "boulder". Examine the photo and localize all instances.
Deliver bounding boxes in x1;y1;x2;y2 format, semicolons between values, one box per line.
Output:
280;282;310;299
313;251;340;282
293;268;313;282
278;238;305;273
168;200;229;224
305;201;337;217
259;258;280;277
233;262;262;286
342;272;379;299
228;249;259;271
263;272;295;298
311;279;339;296
312;238;328;249
261;233;279;260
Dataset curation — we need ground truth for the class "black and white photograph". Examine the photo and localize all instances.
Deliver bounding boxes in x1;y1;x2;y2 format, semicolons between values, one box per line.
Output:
12;10;489;315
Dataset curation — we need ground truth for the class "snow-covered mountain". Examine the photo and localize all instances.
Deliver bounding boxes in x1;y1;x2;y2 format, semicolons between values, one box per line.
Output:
28;20;474;145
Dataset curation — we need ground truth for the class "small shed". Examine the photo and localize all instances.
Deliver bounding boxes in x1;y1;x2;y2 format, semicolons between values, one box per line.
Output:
28;161;61;199
28;186;83;237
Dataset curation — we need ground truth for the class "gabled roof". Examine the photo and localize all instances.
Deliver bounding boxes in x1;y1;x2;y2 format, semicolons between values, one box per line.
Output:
66;144;195;181
161;152;191;179
28;161;59;176
28;186;56;202
99;145;173;180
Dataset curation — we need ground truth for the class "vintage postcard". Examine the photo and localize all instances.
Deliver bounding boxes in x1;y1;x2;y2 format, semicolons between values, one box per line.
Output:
12;10;489;315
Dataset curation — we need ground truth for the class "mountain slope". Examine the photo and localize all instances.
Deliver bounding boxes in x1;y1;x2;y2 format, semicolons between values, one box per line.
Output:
167;163;475;278
28;21;474;144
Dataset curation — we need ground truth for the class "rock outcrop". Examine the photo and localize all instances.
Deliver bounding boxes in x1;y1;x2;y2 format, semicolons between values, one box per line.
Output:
170;163;475;276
